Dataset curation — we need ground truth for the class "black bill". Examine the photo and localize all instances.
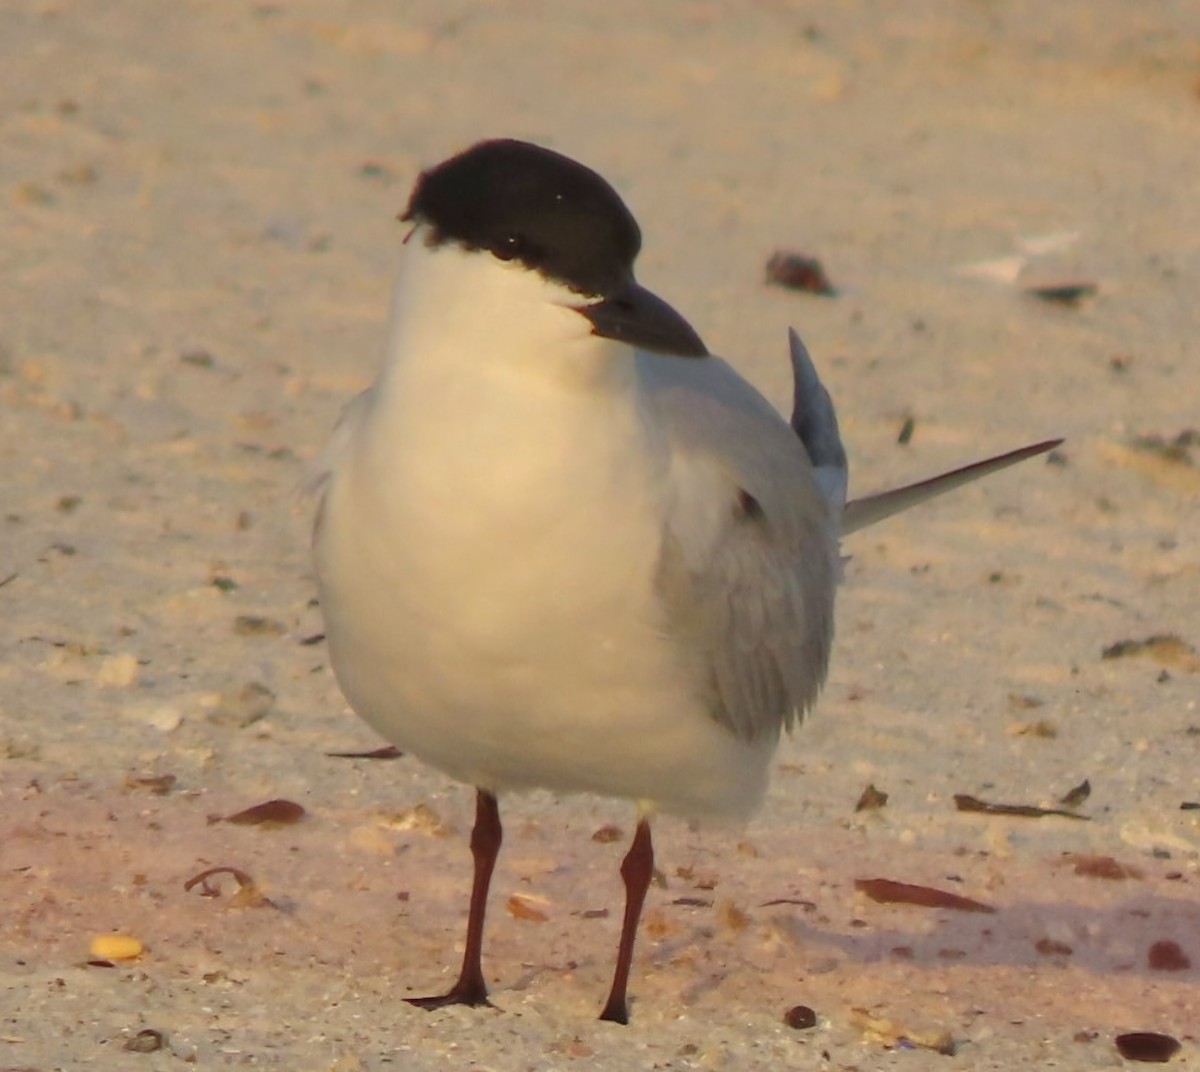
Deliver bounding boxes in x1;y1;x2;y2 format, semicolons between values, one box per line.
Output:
575;281;708;358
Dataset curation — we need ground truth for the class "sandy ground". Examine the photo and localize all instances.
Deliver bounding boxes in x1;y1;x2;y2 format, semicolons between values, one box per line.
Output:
2;2;1198;1069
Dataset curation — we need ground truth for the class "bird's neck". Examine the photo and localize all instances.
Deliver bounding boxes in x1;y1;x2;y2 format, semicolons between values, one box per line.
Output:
369;245;641;434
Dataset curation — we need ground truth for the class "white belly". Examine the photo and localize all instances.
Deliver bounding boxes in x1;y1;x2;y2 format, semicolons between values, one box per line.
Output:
313;374;774;821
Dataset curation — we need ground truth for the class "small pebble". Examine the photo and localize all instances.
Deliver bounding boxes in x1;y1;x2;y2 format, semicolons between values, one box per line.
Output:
124;1029;165;1053
784;1005;817;1030
765;251;837;296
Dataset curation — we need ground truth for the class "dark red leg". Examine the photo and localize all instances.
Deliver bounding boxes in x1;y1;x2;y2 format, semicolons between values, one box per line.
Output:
598;819;654;1024
406;788;502;1010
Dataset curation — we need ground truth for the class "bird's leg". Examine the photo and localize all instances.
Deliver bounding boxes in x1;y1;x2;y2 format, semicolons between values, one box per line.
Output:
406;788;502;1010
598;819;654;1024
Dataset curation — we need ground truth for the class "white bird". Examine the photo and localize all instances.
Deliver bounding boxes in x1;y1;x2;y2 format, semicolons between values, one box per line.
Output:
310;138;1060;1024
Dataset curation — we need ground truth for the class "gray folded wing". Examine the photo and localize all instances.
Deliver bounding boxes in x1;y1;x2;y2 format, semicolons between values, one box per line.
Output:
639;352;842;742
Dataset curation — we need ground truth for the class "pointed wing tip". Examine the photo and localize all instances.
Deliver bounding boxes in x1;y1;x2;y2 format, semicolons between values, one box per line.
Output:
841;436;1066;535
1002;437;1065;463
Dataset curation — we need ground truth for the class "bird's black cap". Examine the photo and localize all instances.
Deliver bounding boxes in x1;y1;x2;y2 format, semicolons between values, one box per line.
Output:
402;138;643;299
402;139;708;357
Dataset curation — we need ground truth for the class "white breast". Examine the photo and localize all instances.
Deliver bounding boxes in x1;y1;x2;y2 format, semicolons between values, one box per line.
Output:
312;241;775;820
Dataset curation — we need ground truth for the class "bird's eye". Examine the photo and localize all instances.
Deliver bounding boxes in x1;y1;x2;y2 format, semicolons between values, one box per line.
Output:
494;234;525;261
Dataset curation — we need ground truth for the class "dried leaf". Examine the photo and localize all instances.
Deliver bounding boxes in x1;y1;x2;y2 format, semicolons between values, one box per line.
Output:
855;783;889;812
506;894;549;922
954;793;1088;820
1147;940;1190;971
760;897;817;910
855;877;994;914
1067;854;1143;880
1058;779;1091;807
1023;281;1097;305
326;745;404;760
1114;1032;1181;1063
1102;634;1199;671
223;798;306;827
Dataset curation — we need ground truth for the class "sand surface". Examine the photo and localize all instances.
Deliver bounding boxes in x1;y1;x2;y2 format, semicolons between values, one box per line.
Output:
2;2;1198;1068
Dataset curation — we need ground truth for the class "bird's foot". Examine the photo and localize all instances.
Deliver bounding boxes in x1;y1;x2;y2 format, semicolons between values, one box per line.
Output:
597;996;630;1025
405;978;492;1011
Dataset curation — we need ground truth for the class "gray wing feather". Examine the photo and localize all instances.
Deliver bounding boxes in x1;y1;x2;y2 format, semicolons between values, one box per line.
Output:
640;351;841;743
641;324;1058;742
303;388;373;540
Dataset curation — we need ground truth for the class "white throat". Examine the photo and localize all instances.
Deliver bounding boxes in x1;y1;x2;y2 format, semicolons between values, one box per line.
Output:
377;232;630;402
